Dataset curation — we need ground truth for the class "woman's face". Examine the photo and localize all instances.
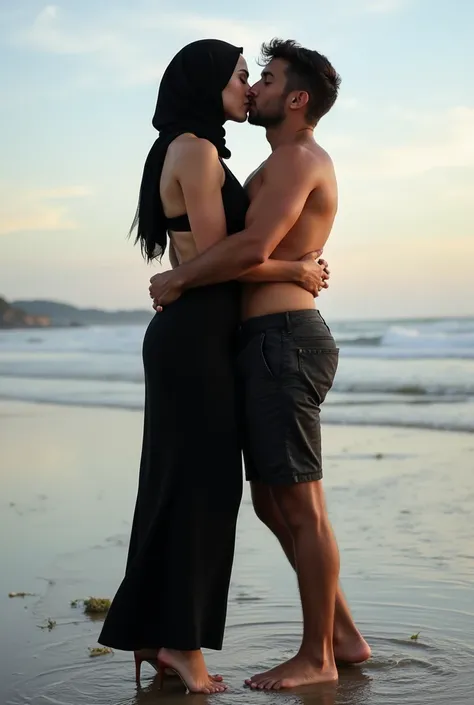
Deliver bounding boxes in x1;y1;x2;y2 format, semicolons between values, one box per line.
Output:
222;55;251;123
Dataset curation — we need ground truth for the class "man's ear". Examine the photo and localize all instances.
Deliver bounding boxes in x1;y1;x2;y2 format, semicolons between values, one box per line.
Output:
289;91;309;110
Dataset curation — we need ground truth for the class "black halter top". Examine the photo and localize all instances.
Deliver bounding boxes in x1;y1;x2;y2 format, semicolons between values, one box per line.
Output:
164;160;249;237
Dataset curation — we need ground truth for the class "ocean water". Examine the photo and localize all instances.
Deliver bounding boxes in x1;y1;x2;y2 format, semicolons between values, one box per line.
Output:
0;315;473;432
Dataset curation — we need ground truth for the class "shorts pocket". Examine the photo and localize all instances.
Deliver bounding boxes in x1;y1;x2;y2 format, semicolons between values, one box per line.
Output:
297;348;339;404
293;336;336;349
260;332;281;379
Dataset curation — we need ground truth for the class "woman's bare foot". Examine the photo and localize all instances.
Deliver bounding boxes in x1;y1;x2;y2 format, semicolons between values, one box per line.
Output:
334;632;371;665
136;649;223;681
245;653;338;690
158;648;228;694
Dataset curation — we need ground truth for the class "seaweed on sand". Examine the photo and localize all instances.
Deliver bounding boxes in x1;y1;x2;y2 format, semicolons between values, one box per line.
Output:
89;647;113;658
71;597;111;614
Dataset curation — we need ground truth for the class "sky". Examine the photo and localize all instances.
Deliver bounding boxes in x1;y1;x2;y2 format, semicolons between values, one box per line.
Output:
0;0;473;319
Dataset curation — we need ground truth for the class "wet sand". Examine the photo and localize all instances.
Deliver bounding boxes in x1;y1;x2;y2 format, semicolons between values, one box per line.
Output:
1;401;474;704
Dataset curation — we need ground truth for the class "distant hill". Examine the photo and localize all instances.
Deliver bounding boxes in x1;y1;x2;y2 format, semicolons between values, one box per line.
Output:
12;300;154;327
0;297;51;328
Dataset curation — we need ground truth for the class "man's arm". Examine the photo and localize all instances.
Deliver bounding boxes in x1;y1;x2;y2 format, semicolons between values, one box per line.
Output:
237;259;310;284
236;254;328;297
150;145;317;304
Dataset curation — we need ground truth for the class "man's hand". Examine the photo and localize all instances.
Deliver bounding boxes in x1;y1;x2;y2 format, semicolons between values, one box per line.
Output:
296;251;330;297
149;269;184;310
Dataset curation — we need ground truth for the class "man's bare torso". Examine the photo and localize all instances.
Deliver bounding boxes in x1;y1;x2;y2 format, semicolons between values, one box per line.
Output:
242;139;338;320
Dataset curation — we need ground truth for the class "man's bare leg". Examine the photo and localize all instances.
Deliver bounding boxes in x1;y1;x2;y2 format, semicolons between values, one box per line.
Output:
246;481;339;690
251;482;371;665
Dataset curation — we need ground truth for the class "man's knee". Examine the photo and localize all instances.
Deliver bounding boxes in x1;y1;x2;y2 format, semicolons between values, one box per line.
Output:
273;481;328;534
251;483;285;530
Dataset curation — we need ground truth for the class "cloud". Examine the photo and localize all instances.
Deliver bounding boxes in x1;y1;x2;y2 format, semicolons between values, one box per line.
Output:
155;13;279;57
327;0;409;16
0;210;74;235
0;184;89;235
322;103;474;255
380;107;474;176
363;0;407;13
333;105;474;180
13;5;164;86
33;186;92;199
12;6;281;86
16;5;114;55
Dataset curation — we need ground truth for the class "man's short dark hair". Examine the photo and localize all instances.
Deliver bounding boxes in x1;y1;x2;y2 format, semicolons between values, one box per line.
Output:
260;39;341;124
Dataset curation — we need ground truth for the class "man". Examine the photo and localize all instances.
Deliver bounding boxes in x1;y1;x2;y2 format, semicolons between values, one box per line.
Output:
149;39;370;689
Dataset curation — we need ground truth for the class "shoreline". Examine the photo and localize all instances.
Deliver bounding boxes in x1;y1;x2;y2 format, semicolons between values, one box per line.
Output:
0;397;472;435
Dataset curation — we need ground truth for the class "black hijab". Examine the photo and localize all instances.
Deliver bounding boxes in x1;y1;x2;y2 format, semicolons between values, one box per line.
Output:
131;39;243;261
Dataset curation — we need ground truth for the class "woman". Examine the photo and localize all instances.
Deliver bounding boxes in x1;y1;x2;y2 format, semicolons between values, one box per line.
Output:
98;39;325;694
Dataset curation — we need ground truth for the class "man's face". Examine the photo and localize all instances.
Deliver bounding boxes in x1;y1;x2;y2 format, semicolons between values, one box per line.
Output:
248;59;289;127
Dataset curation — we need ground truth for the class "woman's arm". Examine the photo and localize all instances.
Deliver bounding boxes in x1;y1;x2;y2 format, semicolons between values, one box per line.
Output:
173;137;227;253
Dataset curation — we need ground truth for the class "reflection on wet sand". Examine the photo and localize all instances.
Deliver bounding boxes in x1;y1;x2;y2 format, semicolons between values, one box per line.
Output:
2;402;474;705
130;667;369;705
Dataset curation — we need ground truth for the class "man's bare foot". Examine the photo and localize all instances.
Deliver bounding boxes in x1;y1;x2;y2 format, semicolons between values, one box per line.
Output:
245;654;338;690
136;648;223;681
334;632;371;665
158;648;227;694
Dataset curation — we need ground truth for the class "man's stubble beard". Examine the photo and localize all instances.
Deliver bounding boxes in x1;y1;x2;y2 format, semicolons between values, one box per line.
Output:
247;97;286;128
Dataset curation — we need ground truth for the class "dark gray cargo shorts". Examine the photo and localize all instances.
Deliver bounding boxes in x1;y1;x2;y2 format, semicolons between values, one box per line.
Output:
237;310;339;485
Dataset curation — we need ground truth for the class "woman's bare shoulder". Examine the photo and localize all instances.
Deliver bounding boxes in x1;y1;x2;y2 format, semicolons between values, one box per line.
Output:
169;134;219;166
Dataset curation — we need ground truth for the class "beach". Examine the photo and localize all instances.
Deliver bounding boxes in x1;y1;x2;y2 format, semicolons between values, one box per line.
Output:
2;0;473;700
2;400;474;704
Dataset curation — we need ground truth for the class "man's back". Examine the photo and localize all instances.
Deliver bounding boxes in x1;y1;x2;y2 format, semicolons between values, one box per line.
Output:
242;137;337;320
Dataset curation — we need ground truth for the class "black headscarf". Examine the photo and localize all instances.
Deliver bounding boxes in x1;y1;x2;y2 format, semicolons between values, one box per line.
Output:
131;39;243;261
